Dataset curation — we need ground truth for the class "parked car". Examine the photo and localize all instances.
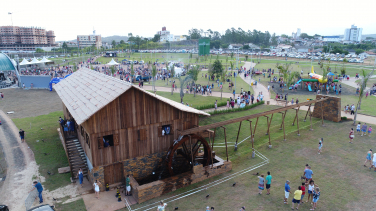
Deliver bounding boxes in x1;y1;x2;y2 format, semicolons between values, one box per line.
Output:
133;61;138;64
27;204;55;211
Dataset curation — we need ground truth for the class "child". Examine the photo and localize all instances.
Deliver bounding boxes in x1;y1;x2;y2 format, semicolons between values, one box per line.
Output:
361;123;368;137
310;187;320;211
368;126;372;137
356;122;361;135
300;182;306;204
349;128;354;143
318;138;323;154
306;180;316;204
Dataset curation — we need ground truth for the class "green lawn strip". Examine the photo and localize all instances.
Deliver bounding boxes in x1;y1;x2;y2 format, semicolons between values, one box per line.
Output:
55;198;86;211
147;91;227;109
129;106;375;210
153;74;252;94
205;101;265;116
12;111;71;191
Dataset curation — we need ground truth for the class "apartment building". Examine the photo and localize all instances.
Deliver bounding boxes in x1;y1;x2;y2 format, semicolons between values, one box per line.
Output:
0;26;56;51
344;25;363;42
77;35;102;49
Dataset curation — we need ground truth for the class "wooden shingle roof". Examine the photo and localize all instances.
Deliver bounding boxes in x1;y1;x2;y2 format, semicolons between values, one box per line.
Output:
54;68;209;125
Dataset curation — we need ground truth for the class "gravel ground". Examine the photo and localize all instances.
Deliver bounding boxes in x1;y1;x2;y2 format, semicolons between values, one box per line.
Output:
0;88;62;119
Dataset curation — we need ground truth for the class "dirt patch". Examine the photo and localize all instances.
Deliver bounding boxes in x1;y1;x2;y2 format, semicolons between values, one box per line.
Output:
0;88;62;119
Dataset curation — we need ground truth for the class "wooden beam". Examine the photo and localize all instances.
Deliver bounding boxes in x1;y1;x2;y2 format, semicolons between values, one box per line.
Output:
304;104;312;122
235;121;242;145
321;98;325;126
179;98;328;135
250;121;255;157
264;116;269;135
282;111;287;141
296;106;300;136
220;126;229;162
267;114;274;147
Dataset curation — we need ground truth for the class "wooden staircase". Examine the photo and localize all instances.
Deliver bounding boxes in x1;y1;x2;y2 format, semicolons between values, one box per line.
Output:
65;136;89;181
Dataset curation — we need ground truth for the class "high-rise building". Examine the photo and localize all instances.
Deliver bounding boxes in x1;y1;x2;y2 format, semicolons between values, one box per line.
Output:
344;25;362;42
296;28;301;38
77;30;102;49
0;26;56;51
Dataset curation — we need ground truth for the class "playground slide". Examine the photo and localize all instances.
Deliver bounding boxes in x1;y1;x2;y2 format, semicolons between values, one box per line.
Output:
289;79;302;90
308;84;312;91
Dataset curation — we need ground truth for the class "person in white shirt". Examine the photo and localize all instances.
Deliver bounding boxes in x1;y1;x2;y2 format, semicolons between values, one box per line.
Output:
372;153;376;171
356;122;361;135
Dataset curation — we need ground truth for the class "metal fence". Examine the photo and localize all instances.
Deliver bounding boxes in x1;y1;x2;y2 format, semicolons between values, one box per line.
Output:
25;189;38;211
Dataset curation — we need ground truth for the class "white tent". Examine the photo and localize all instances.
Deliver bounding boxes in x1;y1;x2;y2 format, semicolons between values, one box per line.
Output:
40;56;52;63
19;58;31;66
107;58;119;66
29;57;41;64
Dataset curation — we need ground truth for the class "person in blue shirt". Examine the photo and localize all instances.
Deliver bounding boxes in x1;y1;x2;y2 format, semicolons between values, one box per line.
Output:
304;166;313;181
284;180;290;204
30;181;43;203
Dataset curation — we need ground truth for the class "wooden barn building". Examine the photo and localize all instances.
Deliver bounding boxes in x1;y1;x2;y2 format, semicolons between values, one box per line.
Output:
55;68;232;202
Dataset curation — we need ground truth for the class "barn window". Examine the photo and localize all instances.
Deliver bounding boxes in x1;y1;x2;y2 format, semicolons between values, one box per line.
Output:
80;126;85;137
103;135;114;147
160;124;173;136
85;132;90;148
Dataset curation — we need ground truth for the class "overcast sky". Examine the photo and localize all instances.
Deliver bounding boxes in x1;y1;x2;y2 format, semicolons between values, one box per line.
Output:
1;0;375;41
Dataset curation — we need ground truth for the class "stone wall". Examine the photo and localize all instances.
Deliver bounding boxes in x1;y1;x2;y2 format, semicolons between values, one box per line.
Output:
123;151;166;181
312;94;341;122
133;158;232;203
88;166;105;191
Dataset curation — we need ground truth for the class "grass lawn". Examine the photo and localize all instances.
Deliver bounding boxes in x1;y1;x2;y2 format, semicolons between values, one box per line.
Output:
55;198;86;211
149;91;228;109
12;111;71;191
153;74;253;94
356;78;376;88
128;105;376;210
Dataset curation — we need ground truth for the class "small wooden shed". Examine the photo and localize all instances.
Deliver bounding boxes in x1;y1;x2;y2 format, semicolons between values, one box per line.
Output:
54;68;210;187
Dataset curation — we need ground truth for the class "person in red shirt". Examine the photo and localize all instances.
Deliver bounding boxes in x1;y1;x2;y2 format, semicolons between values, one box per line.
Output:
300;182;306;204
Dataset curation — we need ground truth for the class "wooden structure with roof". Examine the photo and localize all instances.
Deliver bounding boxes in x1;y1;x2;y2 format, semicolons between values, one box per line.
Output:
54;68;212;187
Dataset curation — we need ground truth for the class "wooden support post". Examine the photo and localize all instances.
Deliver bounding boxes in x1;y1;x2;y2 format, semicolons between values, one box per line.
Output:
221;126;229;162
253;117;259;135
212;128;216;168
296;107;300;136
209;132;214;167
250;121;255;157
292;108;298;126
304;104;312;122
282;112;286;141
235;121;242;146
280;110;287;130
189;135;194;169
268;114;274;147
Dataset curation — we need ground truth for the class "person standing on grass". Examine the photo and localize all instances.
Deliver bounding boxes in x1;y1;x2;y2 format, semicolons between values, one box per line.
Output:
284;180;291;204
306;180;316;203
300;182;306;204
349;128;354;143
29;181;43;204
304;166;313;182
257;174;265;194
226;100;230;109
361;123;368;137
291;186;302;210
19;129;25;143
265;171;272;195
350;104;355;115
372;152;376;172
215;100;217;110
356;122;361;135
310;187;320;211
296;98;299;104
157;201;167;211
364;149;373;168
318;138;323;154
368;126;372;137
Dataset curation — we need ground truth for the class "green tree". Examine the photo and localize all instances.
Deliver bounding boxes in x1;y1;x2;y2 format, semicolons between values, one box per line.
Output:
110;66;116;77
230;52;234;59
188;28;201;39
130;63;134;81
35;48;44;53
210;59;224;81
120;40;125;45
178;75;193;103
111;40;116;49
353;69;374;125
276;63;291;93
152;65;157;91
355;49;364;55
152;34;161;42
188;65;200;97
62;42;68;49
245;55;248;61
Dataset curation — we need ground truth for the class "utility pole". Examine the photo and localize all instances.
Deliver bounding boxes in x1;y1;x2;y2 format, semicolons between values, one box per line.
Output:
8;12;13;26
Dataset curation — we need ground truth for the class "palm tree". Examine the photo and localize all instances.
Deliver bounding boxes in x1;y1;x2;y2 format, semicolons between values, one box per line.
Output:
110;66;116;77
276;63;291;93
130;63;134;82
188;65;200;97
179;75;193;103
220;68;228;100
152;65;157;92
353;69;374;125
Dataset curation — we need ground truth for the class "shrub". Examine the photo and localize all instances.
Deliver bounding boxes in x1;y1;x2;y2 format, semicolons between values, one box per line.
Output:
341;116;347;120
194;101;227;110
201;101;265;116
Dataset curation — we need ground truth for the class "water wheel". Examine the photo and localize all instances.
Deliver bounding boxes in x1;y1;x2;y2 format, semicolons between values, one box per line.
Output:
166;134;212;176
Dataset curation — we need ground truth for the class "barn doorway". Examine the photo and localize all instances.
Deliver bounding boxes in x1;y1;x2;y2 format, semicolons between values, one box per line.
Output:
104;162;124;185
